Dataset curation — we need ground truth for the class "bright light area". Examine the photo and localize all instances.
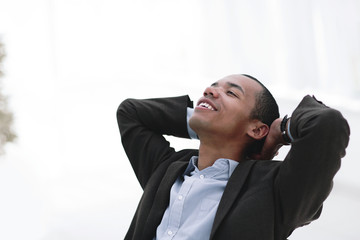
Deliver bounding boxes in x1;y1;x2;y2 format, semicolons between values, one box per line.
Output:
0;0;359;239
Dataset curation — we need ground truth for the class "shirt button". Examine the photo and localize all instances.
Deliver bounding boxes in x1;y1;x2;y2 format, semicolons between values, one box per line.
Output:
199;174;205;179
167;230;173;235
178;195;183;200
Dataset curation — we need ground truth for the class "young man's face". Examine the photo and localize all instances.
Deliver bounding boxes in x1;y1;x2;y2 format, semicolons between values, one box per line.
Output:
189;74;263;142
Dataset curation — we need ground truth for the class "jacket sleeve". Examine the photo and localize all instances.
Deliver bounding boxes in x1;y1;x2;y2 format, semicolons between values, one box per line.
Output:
116;95;193;189
275;95;350;228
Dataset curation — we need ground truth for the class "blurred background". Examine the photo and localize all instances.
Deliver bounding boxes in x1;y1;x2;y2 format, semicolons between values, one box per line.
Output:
0;0;359;239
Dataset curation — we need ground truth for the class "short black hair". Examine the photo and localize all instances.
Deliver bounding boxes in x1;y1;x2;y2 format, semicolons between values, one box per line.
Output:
242;74;280;157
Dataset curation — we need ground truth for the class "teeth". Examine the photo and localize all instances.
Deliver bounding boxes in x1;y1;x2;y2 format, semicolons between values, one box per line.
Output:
199;102;214;110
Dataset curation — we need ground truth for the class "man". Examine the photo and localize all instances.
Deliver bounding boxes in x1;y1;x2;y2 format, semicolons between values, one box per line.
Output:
117;74;350;240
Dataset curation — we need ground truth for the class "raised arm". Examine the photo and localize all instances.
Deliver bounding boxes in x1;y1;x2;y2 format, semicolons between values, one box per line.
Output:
274;96;349;228
117;95;193;188
255;95;350;229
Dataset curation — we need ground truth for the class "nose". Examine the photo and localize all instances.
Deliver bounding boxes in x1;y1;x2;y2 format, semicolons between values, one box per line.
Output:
203;86;219;98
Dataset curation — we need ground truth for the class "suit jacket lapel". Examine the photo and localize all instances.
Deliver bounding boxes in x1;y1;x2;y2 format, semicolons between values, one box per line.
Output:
210;160;256;239
142;160;189;239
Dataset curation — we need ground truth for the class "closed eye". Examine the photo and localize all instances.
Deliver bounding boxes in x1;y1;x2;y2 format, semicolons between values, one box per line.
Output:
227;90;238;98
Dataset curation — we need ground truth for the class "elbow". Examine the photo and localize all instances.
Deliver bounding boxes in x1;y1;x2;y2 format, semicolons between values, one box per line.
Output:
313;108;350;157
117;98;135;120
317;108;350;137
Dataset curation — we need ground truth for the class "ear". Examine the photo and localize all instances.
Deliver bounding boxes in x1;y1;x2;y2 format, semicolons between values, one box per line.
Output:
247;120;269;140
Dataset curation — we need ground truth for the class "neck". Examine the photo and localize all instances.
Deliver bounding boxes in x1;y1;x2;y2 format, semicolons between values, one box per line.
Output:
197;138;247;170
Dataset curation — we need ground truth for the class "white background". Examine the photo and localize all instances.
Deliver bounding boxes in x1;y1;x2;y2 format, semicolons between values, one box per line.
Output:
0;0;359;239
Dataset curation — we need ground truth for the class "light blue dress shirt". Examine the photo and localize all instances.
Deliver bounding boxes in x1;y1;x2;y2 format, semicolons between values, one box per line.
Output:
154;156;239;240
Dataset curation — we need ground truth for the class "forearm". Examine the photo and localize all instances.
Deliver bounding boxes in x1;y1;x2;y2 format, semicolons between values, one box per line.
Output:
118;96;193;138
117;95;193;187
275;95;350;225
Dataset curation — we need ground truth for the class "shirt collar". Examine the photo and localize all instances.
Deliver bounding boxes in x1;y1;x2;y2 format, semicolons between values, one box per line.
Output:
183;156;198;176
183;156;239;179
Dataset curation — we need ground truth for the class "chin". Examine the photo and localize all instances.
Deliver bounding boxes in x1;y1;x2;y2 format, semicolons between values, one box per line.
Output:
189;115;210;134
189;115;203;131
189;116;198;131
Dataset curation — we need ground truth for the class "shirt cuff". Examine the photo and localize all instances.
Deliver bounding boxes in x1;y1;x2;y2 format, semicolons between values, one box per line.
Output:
187;107;198;139
287;119;294;142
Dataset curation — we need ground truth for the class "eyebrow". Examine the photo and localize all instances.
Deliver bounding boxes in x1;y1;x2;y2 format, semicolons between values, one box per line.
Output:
211;82;245;95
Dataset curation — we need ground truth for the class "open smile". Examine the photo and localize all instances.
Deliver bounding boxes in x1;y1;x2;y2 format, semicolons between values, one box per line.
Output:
196;98;218;111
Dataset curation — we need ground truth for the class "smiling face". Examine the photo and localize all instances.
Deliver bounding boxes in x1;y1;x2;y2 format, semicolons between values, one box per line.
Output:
189;74;264;143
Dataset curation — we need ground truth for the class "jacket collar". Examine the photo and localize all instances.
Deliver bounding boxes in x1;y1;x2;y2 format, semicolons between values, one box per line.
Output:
210;160;256;239
141;160;189;239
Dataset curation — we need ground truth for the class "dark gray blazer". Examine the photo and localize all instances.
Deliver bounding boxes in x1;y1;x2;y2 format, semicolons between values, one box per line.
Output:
117;95;350;240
